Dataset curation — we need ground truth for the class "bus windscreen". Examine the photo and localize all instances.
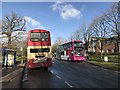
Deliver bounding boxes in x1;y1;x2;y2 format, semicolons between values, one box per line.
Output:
74;42;83;47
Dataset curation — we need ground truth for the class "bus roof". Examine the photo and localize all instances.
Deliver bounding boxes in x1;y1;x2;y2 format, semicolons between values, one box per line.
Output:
28;29;50;33
71;40;83;42
59;40;83;46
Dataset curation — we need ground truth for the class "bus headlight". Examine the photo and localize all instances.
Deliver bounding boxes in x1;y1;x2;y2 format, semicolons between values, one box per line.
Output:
71;51;74;54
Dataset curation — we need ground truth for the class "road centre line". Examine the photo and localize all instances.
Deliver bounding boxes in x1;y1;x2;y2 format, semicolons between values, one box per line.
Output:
65;81;73;88
50;70;73;88
50;70;54;73
56;75;62;79
50;70;62;79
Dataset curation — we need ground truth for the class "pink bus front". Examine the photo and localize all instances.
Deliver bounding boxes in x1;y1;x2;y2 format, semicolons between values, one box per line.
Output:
56;40;86;61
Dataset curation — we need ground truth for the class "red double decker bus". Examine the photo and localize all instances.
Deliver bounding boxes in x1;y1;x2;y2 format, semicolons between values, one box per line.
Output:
56;40;86;61
27;29;52;69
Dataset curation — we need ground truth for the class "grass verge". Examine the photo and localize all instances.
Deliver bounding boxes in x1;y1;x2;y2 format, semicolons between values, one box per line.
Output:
87;61;120;72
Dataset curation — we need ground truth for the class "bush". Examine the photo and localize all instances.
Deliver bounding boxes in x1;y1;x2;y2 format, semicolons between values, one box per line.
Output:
103;52;120;55
16;56;27;63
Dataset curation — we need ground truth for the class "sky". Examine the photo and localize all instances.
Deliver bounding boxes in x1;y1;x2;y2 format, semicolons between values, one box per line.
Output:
2;1;114;44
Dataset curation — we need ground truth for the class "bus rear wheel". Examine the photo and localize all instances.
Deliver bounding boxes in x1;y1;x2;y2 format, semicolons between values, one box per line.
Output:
44;67;48;70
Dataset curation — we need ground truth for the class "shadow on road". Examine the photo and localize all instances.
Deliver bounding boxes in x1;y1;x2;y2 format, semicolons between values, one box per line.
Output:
21;67;69;88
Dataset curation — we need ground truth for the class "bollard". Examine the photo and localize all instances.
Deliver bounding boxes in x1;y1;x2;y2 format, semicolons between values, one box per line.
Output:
104;56;108;62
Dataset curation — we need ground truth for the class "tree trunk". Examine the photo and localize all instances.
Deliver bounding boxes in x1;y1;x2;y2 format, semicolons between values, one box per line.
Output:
115;39;119;53
8;36;11;49
99;40;103;59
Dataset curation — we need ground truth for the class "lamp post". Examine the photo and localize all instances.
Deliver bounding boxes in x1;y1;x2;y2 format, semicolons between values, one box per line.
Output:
20;47;23;64
18;30;26;64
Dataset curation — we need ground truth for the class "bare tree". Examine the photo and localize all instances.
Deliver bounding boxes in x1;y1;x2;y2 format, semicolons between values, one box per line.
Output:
69;34;74;41
69;22;94;56
104;3;119;38
54;37;66;45
52;37;66;57
91;16;110;58
84;23;95;55
70;22;88;41
1;12;26;49
74;30;82;40
101;2;119;53
70;25;85;41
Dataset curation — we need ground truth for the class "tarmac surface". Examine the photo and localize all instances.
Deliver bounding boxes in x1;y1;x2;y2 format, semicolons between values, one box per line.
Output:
21;59;119;88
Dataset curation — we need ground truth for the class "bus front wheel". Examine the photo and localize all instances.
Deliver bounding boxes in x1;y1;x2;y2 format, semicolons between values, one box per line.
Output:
67;57;71;61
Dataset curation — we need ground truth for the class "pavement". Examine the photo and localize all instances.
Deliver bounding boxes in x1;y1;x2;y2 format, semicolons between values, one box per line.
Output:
1;63;25;88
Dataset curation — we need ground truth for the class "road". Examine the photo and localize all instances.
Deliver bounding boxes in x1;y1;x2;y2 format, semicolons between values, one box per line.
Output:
22;59;119;88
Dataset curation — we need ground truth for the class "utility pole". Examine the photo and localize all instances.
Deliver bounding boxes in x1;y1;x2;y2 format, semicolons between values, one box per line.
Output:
20;47;23;64
18;30;26;64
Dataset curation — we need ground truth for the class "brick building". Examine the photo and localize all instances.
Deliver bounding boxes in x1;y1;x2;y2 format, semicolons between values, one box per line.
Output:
88;36;120;53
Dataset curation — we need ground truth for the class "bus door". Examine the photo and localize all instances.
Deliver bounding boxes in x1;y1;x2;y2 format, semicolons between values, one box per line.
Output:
69;50;74;60
61;50;68;60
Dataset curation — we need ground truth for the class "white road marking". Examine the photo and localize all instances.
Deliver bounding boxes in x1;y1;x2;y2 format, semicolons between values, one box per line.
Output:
22;76;28;82
50;70;62;79
56;75;62;79
50;70;54;73
92;65;96;68
114;71;119;73
50;70;73;88
65;81;73;88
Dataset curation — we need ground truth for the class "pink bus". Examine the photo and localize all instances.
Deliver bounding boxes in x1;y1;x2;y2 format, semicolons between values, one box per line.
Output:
56;40;86;61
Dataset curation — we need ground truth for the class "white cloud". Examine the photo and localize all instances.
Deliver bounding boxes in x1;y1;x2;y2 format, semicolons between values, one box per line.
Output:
24;16;44;30
52;1;82;20
60;5;81;20
52;0;63;11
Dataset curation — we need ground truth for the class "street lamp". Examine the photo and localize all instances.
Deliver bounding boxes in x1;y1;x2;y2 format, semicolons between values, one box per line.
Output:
20;47;23;64
17;30;27;64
